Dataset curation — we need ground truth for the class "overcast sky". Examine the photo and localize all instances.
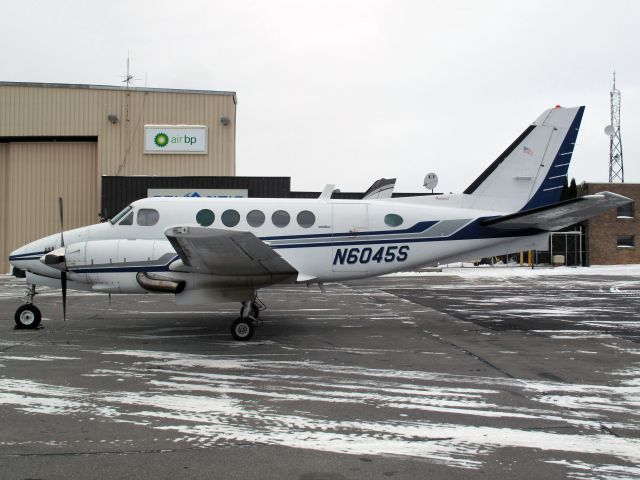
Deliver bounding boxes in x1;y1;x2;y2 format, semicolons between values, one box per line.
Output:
2;0;638;194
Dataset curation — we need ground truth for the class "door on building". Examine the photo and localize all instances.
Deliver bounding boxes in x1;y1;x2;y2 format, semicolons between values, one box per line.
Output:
1;142;98;274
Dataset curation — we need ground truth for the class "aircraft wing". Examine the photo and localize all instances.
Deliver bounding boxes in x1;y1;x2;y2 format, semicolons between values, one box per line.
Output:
164;226;298;277
482;191;632;231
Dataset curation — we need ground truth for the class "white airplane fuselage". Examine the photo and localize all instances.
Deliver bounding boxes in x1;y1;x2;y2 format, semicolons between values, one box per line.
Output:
9;195;547;297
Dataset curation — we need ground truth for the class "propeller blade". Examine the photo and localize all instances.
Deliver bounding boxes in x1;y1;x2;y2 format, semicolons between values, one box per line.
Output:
58;197;67;321
58;197;65;247
61;271;67;322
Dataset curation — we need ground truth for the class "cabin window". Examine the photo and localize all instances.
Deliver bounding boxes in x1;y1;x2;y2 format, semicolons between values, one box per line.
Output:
221;209;240;227
196;209;215;227
617;235;635;248
617;202;635;219
119;211;134;226
297;210;315;228
110;205;132;225
384;213;403;227
272;210;290;228
137;209;159;226
247;210;265;227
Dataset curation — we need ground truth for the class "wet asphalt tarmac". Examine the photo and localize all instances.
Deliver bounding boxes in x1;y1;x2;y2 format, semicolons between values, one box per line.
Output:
1;272;639;480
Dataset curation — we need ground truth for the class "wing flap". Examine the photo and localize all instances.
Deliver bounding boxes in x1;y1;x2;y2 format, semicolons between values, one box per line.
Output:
165;226;298;278
482;191;632;231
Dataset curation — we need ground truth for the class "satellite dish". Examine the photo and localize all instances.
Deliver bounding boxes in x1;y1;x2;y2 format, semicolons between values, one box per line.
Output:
423;172;438;191
604;125;614;136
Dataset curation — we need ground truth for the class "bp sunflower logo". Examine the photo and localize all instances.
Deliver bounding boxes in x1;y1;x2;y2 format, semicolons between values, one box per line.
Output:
154;132;169;148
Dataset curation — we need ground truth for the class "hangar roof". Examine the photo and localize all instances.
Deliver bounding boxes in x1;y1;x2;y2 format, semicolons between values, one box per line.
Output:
0;81;237;103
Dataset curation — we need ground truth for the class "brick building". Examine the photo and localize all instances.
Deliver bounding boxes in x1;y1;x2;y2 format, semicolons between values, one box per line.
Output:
579;183;638;265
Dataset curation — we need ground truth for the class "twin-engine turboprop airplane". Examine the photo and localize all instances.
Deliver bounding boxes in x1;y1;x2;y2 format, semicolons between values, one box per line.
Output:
9;106;631;340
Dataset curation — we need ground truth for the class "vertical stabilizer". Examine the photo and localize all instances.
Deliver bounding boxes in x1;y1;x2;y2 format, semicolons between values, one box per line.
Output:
463;106;585;212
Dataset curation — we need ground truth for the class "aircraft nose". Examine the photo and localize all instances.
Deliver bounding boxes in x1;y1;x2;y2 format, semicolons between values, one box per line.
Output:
9;237;53;270
9;244;29;264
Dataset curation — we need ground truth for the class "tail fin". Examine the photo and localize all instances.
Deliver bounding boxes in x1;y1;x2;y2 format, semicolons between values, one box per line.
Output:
463;106;585;212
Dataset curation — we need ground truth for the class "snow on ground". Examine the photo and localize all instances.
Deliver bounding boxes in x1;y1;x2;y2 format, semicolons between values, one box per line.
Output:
389;264;640;278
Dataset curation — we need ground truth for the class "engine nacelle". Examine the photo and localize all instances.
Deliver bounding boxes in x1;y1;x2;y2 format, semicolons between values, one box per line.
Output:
64;239;178;293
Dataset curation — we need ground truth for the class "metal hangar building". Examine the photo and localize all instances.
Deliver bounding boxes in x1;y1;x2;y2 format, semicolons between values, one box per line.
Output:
0;82;237;273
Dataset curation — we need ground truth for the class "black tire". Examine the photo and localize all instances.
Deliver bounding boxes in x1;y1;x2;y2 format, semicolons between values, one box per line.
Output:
15;305;42;329
231;317;254;341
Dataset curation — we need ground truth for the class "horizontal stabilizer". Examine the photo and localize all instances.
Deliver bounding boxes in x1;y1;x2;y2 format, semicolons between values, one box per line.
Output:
482;191;632;231
363;178;396;200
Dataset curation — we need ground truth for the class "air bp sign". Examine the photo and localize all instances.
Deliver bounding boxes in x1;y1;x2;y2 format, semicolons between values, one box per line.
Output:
144;125;208;154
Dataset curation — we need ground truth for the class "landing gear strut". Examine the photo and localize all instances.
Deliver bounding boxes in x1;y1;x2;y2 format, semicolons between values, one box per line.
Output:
15;285;42;329
231;298;266;341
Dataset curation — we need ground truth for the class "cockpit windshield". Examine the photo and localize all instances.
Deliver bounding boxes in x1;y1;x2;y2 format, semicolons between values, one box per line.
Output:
109;206;133;225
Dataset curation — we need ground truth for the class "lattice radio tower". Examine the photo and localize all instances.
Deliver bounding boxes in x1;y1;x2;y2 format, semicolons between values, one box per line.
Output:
607;71;624;182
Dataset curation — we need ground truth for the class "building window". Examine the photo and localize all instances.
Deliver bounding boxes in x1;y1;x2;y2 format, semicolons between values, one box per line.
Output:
272;210;290;228
221;209;240;227
384;213;403;227
246;210;265;228
296;210;315;228
617;235;635;248
196;209;215;227
617;202;635;219
137;209;159;226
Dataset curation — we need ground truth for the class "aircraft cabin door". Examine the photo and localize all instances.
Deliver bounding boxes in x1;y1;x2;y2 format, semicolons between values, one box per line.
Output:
332;203;369;272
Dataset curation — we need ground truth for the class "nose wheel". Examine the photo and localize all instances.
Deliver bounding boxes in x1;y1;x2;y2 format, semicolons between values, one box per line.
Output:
15;304;42;329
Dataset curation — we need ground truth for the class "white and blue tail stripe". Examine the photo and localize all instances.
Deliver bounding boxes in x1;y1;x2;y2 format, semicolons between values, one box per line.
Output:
463;106;585;213
520;106;584;210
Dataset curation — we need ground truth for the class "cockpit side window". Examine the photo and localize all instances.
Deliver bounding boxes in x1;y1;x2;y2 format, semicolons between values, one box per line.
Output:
119;211;134;226
110;206;133;225
137;208;159;226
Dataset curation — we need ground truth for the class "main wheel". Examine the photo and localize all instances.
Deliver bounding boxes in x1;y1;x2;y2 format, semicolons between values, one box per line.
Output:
15;305;42;329
231;318;255;341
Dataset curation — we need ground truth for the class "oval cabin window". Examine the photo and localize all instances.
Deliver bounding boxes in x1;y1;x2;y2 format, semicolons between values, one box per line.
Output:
247;210;265;227
384;213;403;227
296;210;316;228
196;209;215;227
221;209;240;227
272;210;290;228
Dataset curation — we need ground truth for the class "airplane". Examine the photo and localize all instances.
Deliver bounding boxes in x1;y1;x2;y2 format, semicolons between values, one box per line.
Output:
8;105;632;340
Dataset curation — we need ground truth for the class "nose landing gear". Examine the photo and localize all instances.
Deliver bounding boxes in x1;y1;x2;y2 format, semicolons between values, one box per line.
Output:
15;285;42;329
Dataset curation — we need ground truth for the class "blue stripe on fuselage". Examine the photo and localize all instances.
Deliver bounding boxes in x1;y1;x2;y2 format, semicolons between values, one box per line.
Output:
270;217;541;249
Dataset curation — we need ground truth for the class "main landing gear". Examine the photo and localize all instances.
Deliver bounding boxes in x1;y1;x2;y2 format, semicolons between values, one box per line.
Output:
231;298;265;341
15;284;42;329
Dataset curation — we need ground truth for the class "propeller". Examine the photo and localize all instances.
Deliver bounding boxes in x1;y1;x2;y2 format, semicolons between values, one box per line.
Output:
58;197;67;321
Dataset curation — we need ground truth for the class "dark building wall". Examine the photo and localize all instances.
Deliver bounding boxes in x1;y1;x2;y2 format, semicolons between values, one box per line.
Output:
101;176;428;219
579;183;639;265
101;176;292;218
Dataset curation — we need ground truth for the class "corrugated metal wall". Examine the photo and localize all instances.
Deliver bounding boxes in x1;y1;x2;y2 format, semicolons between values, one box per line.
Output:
0;144;8;273
0;84;236;177
1;143;97;273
